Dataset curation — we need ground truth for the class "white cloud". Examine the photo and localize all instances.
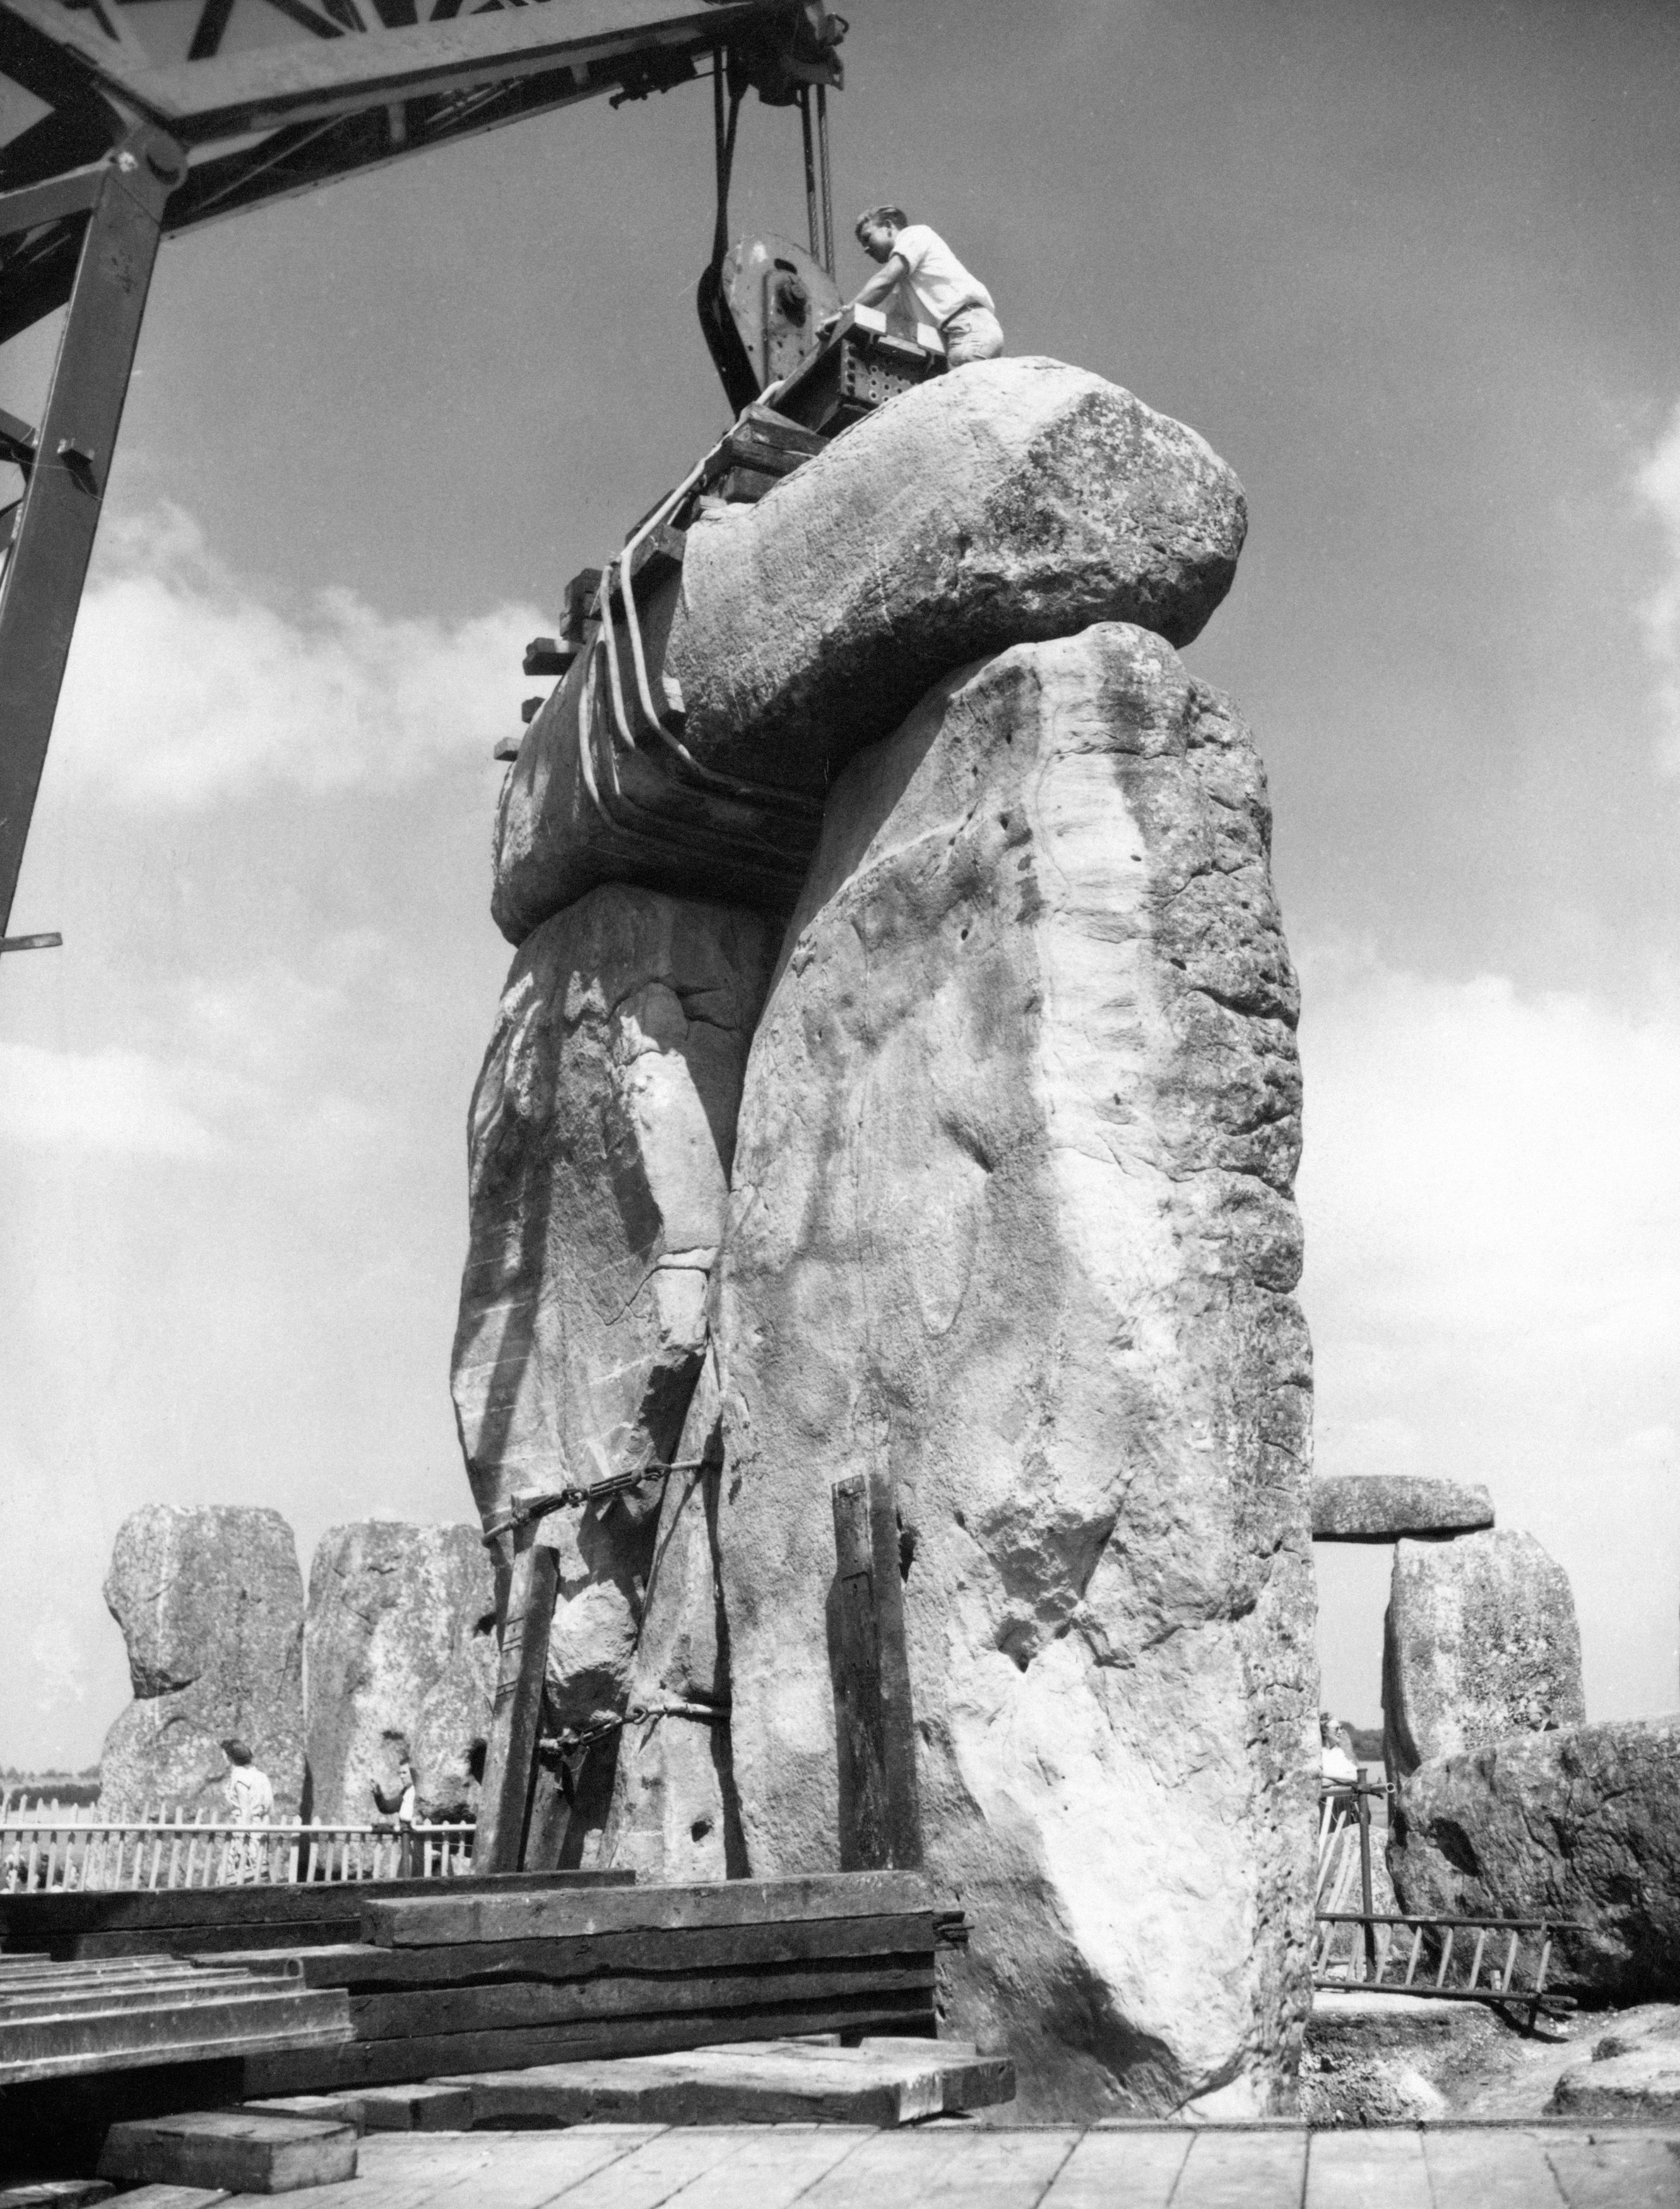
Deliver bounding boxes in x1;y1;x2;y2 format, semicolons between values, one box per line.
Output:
0;1040;235;1156
1298;942;1680;1719
1636;401;1680;772
52;504;541;807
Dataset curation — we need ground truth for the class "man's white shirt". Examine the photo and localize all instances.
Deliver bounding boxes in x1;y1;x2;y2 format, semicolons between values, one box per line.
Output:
891;224;994;328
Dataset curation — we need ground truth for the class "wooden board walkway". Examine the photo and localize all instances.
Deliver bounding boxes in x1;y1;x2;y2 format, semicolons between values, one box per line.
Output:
186;2122;1680;2208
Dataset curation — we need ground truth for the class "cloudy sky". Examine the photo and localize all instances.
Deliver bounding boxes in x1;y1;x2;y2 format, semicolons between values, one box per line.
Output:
3;0;1679;1768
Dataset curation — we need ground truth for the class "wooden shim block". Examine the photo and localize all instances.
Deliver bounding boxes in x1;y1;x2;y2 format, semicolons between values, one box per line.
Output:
242;1991;935;2096
243;2092;367;2132
353;2081;476;2131
346;1960;936;2040
830;1471;923;1871
97;2112;357;2195
475;1529;559;1875
0;1868;634;1941
215;1912;937;1992
364;1869;931;1948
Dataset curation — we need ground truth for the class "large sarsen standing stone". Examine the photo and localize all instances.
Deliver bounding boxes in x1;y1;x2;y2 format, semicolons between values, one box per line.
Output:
100;1505;305;1818
1382;1529;1584;1781
714;625;1316;2119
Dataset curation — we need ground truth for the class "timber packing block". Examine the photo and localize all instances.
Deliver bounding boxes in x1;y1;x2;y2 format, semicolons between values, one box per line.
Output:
458;2036;1015;2127
97;2111;357;2194
234;1872;944;2096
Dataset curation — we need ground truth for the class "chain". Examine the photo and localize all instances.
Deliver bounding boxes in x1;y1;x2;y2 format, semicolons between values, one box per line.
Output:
538;1699;729;1758
480;1459;709;1544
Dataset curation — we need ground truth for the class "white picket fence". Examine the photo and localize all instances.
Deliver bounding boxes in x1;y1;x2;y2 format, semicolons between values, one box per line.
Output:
0;1796;476;1891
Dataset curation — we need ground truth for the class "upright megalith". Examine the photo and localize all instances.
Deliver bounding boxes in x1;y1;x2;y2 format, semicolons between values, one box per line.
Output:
100;1505;305;1818
713;624;1316;2118
304;1522;496;1823
1382;1529;1584;1781
451;884;774;1816
492;361;1248;940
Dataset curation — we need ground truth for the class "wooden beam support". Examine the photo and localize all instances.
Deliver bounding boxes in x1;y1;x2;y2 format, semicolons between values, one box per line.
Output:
831;1471;923;1871
473;1516;559;1874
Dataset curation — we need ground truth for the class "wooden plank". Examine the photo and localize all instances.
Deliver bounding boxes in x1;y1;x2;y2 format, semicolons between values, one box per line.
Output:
242;1992;935;2095
1421;2130;1567;2209
0;2187;115;2209
215;1913;936;1991
831;1471;923;1871
364;1870;931;1948
459;2037;1010;2129
101;2191;228;2209
598;2126;872;2209
0;1990;352;2087
242;2094;365;2133
1544;2135;1680;2209
475;1528;559;1875
800;2128;1077;2208
519;2128;748;2209
346;1960;935;2040
1040;2130;1190;2209
1172;2131;1308;2209
97;2112;357;2194
1306;2127;1430;2209
0;1868;633;1941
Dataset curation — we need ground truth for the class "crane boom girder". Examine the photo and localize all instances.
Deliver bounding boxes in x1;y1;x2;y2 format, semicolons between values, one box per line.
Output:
0;0;785;143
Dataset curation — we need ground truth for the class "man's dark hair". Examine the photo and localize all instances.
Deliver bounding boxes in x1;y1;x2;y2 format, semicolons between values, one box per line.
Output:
224;1738;252;1765
856;204;909;238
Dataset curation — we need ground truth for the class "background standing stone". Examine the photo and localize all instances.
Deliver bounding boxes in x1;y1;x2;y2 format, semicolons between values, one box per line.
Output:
1382;1528;1584;1781
1390;1718;1680;1998
303;1521;495;1823
99;1505;305;1818
713;625;1316;2119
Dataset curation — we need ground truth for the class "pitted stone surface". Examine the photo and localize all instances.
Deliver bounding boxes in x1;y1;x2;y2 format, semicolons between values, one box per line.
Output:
712;625;1315;2119
1382;1528;1584;1780
100;1505;304;1818
304;1522;496;1823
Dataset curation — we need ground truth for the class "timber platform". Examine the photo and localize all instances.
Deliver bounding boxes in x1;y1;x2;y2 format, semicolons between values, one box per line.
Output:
30;2117;1678;2209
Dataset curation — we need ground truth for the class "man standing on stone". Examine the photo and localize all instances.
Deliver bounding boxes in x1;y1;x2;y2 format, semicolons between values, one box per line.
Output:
835;206;1003;366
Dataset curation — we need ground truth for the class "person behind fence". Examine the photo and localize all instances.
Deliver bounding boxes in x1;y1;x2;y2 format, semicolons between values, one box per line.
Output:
223;1737;274;1882
373;1756;418;1875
